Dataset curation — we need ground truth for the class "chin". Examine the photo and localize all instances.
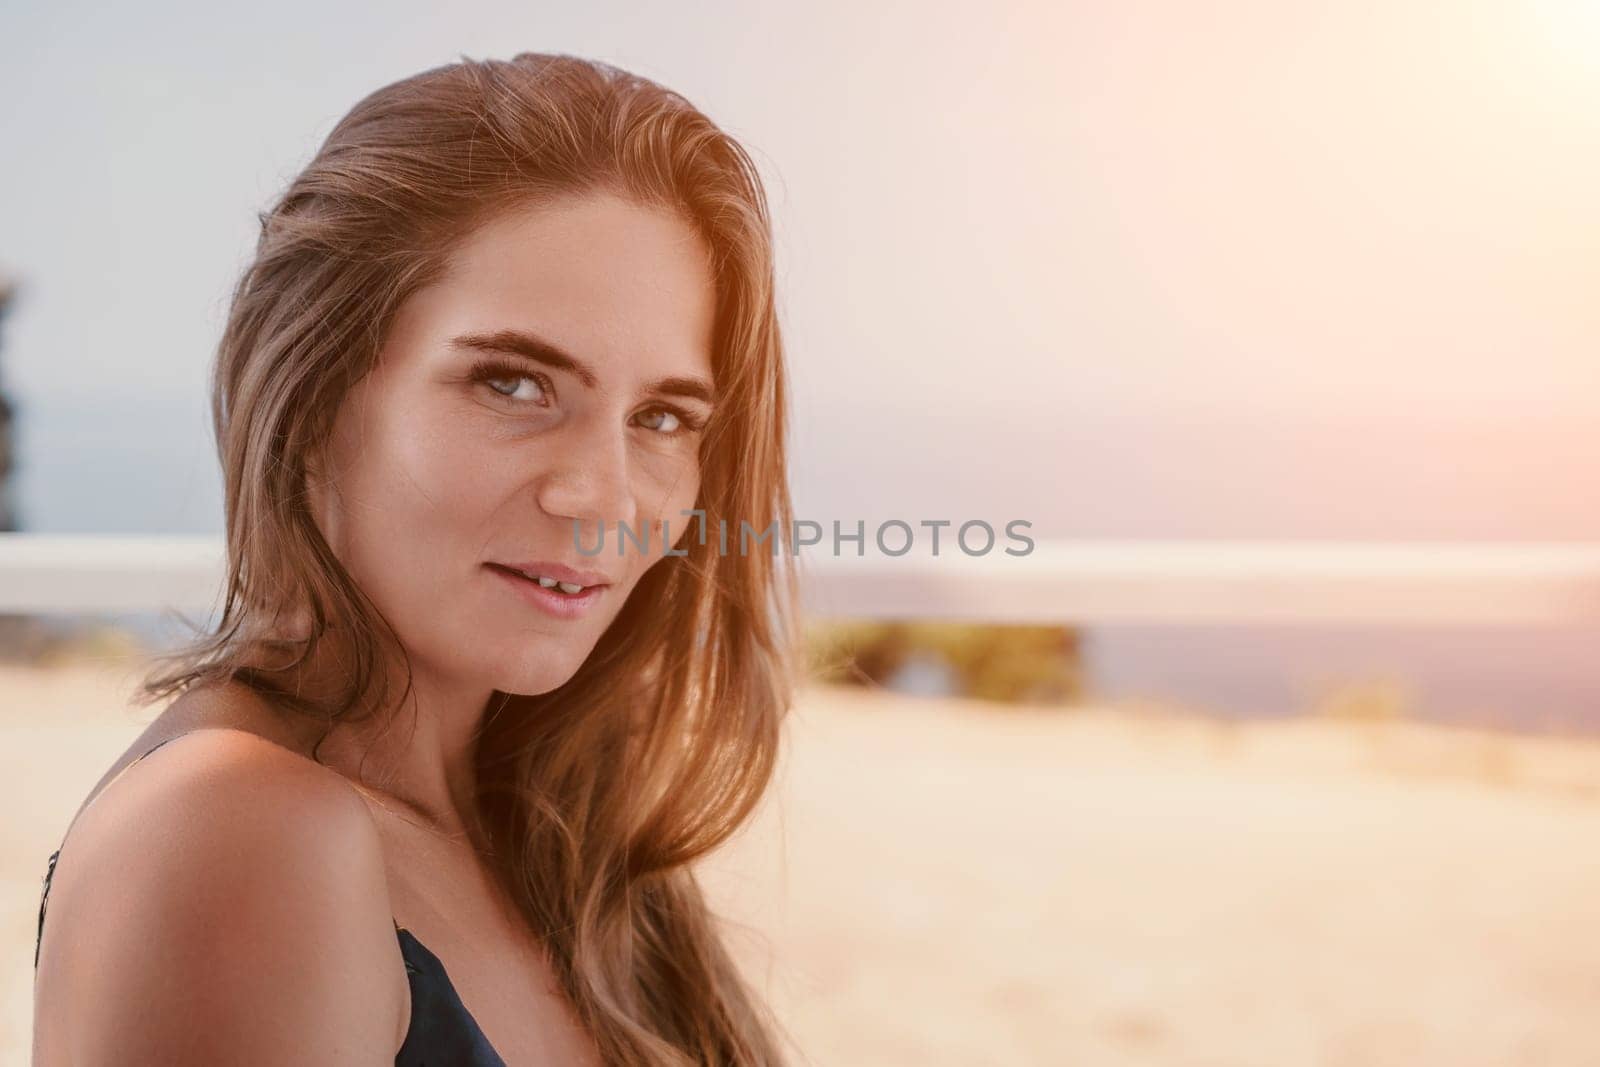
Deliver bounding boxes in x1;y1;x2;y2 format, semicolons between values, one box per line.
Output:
491;654;588;698
495;677;573;699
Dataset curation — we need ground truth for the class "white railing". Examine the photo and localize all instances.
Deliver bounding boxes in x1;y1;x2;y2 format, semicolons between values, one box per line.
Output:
4;533;1600;625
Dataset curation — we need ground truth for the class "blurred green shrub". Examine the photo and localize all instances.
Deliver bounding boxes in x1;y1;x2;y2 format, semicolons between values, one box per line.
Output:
0;615;149;666
803;619;1084;705
1306;675;1415;723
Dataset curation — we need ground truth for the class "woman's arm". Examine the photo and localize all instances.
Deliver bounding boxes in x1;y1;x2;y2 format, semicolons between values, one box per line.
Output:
32;728;408;1065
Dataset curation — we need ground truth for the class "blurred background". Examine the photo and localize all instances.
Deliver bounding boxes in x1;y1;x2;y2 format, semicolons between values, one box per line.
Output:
3;1;1599;1064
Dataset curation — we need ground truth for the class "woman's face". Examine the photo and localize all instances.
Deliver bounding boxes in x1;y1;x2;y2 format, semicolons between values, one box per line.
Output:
308;190;717;698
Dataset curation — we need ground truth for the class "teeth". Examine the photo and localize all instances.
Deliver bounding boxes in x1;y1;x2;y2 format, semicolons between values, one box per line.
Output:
514;569;588;594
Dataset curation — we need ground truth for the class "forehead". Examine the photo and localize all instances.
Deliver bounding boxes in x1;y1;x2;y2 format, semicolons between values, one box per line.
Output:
435;191;718;381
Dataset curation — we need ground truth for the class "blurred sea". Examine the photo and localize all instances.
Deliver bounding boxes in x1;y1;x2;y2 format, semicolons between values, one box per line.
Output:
11;394;1600;737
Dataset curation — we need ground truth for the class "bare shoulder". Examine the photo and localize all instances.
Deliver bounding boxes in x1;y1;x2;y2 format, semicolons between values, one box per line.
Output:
33;727;407;1066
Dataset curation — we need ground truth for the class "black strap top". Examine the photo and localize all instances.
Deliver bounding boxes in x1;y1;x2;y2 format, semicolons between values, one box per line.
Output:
33;735;507;1066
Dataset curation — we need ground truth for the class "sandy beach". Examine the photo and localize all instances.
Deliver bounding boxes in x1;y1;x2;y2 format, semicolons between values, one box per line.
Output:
6;662;1600;1065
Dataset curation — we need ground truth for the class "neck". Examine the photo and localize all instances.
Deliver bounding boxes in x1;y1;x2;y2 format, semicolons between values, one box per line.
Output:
243;622;496;841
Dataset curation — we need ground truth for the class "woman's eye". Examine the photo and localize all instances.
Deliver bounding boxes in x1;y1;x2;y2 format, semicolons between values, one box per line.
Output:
484;373;546;404
637;408;682;434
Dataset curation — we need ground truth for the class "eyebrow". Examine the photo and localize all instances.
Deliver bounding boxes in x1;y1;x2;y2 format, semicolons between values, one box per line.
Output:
448;328;716;406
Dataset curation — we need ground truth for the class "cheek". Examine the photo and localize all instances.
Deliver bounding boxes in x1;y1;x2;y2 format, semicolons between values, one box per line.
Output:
646;468;704;558
333;412;505;596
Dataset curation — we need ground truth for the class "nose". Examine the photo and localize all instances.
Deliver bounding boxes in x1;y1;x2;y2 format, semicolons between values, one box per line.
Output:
534;425;637;544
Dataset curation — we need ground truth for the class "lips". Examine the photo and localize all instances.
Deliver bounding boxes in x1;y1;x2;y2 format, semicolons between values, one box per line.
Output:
488;560;612;595
486;563;608;620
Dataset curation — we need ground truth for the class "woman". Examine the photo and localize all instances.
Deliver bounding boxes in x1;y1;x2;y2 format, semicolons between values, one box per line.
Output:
32;52;799;1066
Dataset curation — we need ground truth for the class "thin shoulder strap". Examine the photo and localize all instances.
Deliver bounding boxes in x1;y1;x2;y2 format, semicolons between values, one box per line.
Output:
54;733;189;853
37;733;191;972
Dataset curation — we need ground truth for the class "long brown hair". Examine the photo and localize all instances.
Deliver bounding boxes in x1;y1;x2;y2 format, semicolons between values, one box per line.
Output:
135;52;800;1064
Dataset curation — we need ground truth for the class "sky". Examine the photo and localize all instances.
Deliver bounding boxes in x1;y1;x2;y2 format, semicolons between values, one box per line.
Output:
2;0;1597;723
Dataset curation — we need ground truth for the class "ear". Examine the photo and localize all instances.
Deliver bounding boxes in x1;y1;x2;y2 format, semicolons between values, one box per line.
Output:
303;436;326;484
300;441;340;549
301;444;325;507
